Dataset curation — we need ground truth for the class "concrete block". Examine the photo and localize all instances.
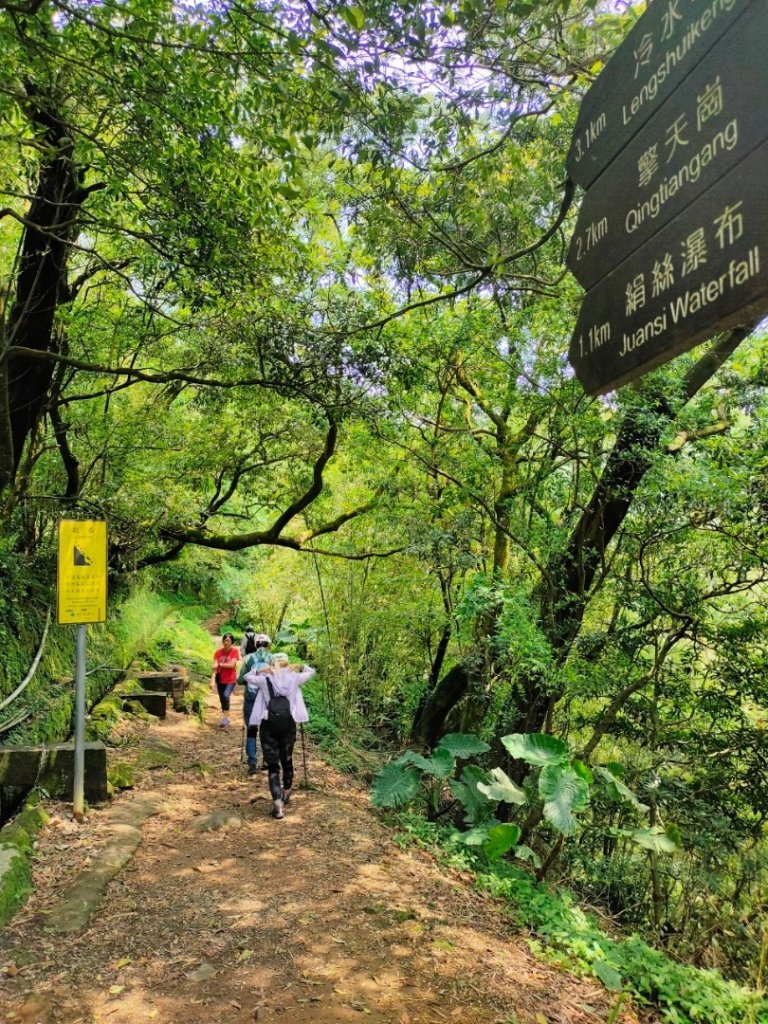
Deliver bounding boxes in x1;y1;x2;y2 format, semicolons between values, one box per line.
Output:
0;743;108;803
136;671;180;695
122;692;167;718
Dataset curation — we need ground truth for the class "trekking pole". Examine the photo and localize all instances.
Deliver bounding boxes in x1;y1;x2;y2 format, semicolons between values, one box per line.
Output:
300;723;309;787
240;722;245;763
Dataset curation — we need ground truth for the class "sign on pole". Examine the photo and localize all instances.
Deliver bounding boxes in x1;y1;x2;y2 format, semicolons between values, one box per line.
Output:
57;520;108;625
566;0;768;394
567;0;757;189
568;1;768;290
569;138;768;395
57;520;107;821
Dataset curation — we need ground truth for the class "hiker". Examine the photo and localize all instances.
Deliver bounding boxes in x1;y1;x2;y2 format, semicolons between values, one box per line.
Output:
244;653;315;819
240;624;258;657
238;632;272;774
211;633;239;728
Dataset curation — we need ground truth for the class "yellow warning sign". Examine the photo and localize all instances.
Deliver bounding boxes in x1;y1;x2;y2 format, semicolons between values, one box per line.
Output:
57;520;108;624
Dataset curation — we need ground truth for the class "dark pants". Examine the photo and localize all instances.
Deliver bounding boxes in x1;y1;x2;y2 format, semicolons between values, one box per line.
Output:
243;689;259;766
260;719;296;800
216;682;236;712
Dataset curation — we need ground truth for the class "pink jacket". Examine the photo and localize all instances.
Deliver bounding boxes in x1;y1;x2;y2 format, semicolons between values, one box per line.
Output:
245;665;315;727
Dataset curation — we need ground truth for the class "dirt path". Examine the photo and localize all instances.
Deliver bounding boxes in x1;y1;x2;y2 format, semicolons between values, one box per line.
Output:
0;685;639;1024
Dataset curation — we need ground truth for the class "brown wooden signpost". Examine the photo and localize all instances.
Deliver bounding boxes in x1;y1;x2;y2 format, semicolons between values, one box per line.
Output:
570;138;768;395
566;0;768;395
568;1;768;290
567;0;757;189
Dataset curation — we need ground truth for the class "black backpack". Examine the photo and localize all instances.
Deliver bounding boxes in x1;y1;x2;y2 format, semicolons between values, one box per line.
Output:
244;633;257;654
265;678;293;736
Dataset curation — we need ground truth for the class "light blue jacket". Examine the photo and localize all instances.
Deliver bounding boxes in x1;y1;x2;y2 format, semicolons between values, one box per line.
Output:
238;648;272;688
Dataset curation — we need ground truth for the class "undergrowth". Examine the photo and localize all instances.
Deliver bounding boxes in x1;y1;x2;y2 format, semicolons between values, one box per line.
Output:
3;590;214;747
388;813;768;1024
303;679;386;778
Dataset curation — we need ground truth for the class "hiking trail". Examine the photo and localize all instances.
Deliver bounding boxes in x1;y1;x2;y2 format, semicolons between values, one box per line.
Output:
0;653;641;1024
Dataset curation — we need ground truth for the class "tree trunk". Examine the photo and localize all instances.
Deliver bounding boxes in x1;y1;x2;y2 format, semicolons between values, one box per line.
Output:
510;327;752;738
410;663;469;749
1;85;85;490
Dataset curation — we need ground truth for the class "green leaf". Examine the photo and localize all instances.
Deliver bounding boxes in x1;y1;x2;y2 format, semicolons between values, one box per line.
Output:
397;751;434;772
341;5;365;30
571;760;594;784
477;767;526;805
515;844;542;870
439;732;490;758
370;761;420;808
449;765;493;825
398;747;455;779
426;746;455;780
596;766;649;813
452;823;519;860
631;825;681;853
539;764;590;836
483;823;521;860
501;733;569;767
453;825;491;846
593;959;623;992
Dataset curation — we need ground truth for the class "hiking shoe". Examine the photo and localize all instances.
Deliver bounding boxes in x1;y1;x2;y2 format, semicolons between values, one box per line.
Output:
220;716;230;728
248;764;258;776
271;799;285;820
282;788;292;805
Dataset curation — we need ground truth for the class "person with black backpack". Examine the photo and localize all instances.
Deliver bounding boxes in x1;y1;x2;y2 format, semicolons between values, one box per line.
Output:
237;632;272;774
240;625;257;658
244;652;315;819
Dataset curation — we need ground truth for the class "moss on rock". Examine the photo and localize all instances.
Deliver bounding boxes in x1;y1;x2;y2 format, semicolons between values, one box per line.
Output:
0;798;48;926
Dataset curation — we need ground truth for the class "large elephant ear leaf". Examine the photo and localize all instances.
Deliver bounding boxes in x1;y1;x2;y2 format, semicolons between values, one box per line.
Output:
452;823;521;860
477;767;526;805
397;751;434;772
439;733;490;758
453;825;492;847
538;764;590;836
483;823;521;861
449;765;493;825
596;766;649;813
425;746;455;780
501;733;569;767
370;761;421;808
631;825;681;853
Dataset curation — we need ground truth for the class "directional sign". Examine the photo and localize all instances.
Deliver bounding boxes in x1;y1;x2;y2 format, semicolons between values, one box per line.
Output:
567;0;757;190
568;1;768;289
57;520;108;625
569;137;768;395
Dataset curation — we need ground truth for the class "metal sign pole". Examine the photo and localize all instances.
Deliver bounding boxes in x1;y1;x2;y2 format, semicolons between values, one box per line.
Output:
73;623;87;821
57;518;108;821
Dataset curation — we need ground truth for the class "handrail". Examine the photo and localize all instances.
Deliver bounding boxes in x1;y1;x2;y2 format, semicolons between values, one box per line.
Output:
0;609;51;713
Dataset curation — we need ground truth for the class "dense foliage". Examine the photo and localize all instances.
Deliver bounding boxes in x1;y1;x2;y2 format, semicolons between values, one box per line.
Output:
0;0;766;1011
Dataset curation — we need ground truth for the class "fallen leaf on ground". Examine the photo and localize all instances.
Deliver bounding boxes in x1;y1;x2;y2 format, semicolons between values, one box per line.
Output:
187;962;218;982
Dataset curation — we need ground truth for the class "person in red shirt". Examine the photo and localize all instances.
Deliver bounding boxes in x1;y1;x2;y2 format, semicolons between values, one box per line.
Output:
211;633;239;728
